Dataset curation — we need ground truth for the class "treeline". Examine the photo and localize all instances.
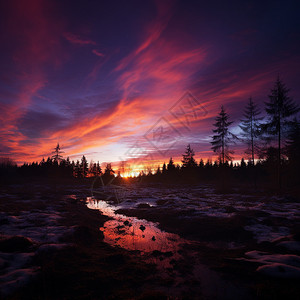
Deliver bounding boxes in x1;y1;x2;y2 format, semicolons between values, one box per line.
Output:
0;77;299;191
0;145;103;181
138;141;299;191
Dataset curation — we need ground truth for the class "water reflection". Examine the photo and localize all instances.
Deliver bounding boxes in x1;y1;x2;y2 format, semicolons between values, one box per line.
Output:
86;197;185;268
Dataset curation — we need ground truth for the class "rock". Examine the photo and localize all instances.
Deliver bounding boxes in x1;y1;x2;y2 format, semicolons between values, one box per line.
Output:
137;203;151;209
123;220;130;226
0;236;34;253
156;199;169;206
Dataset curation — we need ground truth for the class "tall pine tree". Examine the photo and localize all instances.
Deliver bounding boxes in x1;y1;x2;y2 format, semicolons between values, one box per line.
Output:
239;98;262;165
286;118;300;171
52;143;64;162
211;106;237;164
263;77;299;189
81;155;88;178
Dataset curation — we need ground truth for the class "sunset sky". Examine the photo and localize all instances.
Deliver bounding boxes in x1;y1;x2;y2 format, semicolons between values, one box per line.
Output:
0;0;299;169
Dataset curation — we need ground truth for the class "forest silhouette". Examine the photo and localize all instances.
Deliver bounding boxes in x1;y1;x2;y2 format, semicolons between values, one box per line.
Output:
1;77;299;192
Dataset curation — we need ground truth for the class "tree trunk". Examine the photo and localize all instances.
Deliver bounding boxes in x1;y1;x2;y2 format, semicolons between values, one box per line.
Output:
222;135;224;165
278;117;281;191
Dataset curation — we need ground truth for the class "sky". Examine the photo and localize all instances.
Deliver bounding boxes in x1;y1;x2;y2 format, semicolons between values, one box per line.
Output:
0;0;300;170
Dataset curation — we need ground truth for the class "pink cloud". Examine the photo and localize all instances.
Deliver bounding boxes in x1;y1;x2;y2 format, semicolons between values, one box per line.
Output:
64;32;96;45
0;0;65;162
92;49;104;57
115;1;174;72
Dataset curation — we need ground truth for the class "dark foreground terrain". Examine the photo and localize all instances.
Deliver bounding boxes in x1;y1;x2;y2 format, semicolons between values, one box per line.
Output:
1;180;300;299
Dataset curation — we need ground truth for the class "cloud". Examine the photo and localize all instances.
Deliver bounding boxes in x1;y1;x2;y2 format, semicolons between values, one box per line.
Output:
92;49;104;57
17;110;67;138
1;0;299;165
115;0;174;72
64;33;96;45
0;0;65;162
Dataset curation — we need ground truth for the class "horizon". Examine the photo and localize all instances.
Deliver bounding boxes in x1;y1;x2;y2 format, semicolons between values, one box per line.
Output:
1;0;300;168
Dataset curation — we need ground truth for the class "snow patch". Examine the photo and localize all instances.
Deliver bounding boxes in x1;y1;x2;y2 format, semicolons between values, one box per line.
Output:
0;268;39;296
244;224;289;243
239;251;300;279
37;243;70;253
277;241;300;252
257;263;300;279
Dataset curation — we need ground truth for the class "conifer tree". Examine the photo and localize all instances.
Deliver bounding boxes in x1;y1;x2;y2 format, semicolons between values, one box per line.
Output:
263;77;299;188
167;157;175;172
199;159;204;168
239;98;262;165
156;166;161;175
81;155;88;177
181;144;197;168
96;162;102;176
286;119;300;169
211;106;237;164
52;143;64;162
74;160;80;177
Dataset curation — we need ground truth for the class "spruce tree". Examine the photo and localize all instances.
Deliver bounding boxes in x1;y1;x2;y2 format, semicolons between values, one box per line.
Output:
81;155;88;178
211;106;237;164
239;98;261;165
96;162;102;176
155;166;161;175
181;144;197;168
263;77;299;189
52;143;64;162
199;159;204;168
162;162;167;174
286;119;300;169
167;157;175;172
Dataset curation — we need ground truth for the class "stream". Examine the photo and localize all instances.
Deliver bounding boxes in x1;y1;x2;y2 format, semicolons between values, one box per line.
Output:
86;197;186;269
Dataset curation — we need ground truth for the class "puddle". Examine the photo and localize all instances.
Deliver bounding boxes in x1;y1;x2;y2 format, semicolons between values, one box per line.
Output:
86;197;186;268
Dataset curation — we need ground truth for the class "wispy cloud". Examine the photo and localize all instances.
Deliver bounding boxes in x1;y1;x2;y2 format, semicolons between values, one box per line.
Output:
64;32;96;45
92;49;104;57
1;0;299;165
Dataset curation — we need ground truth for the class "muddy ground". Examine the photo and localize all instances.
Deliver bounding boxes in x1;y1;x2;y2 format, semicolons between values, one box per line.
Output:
1;180;300;299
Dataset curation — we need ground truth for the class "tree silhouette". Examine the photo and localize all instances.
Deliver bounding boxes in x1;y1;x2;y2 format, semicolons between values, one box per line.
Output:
52;143;64;162
155;166;161;175
90;162;98;177
211;106;237;164
239;98;262;165
240;158;246;168
199;159;204;168
286;119;300;163
74;160;80;177
102;163;115;183
263;77;299;189
181;144;197;168
96;162;102;176
89;161;102;177
167;157;176;172
81;155;88;178
285;118;300;185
